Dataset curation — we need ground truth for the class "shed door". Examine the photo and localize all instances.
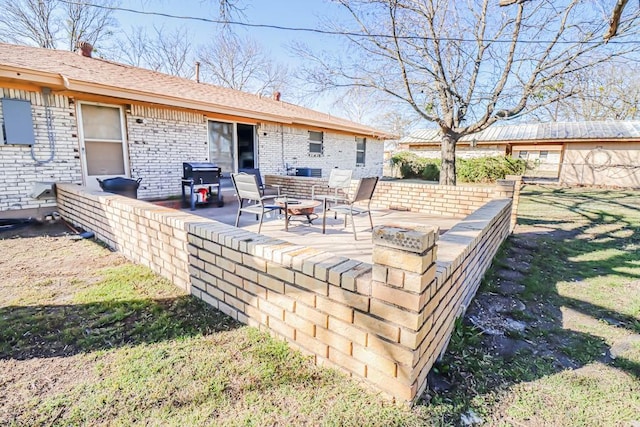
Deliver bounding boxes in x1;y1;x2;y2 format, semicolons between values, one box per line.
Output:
78;103;129;190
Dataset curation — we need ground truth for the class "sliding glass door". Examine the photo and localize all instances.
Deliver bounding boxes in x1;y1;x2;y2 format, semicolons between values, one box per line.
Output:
208;121;256;175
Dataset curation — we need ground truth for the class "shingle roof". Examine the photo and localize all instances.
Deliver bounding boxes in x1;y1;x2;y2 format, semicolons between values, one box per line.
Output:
0;43;389;138
400;121;640;144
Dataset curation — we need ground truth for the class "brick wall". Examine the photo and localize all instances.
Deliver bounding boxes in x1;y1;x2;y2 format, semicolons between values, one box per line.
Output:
56;185;193;290
265;176;512;218
127;105;208;200
0;88;82;213
57;180;515;403
257;123;384;178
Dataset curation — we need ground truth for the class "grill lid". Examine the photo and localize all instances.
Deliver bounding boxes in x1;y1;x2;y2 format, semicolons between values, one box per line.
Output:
183;162;219;171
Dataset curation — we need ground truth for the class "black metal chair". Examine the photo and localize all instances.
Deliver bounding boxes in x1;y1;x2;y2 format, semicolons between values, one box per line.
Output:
322;176;379;240
231;172;280;233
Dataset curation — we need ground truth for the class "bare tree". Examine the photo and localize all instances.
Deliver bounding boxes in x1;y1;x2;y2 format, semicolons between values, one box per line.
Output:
535;62;640;121
0;0;58;48
330;86;419;136
118;26;148;68
604;0;630;41
0;0;118;52
147;26;194;78
116;25;194;78
198;32;289;96
296;0;640;185
63;0;118;52
217;0;246;23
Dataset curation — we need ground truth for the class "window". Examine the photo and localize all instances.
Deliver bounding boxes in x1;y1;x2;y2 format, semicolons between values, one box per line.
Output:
80;103;126;176
309;131;323;155
539;150;548;160
356;137;366;165
518;150;528;159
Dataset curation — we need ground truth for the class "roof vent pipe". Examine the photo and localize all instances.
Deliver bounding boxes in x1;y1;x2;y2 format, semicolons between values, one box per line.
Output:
195;61;201;83
77;41;93;58
273;91;281;101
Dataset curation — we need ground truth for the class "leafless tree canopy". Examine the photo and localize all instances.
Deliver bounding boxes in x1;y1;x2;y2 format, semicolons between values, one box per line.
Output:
0;0;118;52
63;0;118;51
198;32;289;96
117;25;194;78
0;0;58;48
535;62;640;121
297;0;640;184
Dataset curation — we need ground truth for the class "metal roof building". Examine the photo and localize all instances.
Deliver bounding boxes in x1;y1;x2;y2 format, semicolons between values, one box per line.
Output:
400;121;640;144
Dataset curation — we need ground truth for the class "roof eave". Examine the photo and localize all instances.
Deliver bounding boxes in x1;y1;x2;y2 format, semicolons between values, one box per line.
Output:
289;116;394;139
0;64;390;137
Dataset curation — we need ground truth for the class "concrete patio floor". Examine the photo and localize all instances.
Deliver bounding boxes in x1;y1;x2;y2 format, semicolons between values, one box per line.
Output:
181;189;460;264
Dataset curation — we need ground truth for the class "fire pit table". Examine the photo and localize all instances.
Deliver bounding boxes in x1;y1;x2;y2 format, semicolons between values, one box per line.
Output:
275;197;321;231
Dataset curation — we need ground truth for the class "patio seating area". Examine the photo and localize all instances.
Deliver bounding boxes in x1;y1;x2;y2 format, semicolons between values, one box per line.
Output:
56;177;517;403
183;186;460;264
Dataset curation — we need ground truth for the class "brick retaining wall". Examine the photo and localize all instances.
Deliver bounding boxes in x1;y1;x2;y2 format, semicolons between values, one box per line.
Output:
265;175;518;218
56;181;514;403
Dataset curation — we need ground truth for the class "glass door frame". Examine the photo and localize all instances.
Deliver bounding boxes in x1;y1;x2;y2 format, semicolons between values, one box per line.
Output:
207;119;258;175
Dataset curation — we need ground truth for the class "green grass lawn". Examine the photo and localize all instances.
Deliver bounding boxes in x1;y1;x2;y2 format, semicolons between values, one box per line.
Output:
1;185;639;426
0;237;425;426
424;186;640;425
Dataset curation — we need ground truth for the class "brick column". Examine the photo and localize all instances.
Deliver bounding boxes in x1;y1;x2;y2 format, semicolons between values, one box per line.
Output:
504;175;523;232
369;224;438;402
495;179;518;233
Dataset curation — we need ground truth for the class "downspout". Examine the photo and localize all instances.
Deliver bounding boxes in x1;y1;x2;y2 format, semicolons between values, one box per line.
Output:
60;73;70;89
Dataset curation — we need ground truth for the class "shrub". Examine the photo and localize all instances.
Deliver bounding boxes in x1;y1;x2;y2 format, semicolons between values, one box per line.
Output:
391;152;525;183
456;156;526;183
421;162;441;181
390;151;440;180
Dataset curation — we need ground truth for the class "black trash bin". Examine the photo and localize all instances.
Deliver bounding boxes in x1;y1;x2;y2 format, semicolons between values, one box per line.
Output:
97;177;142;199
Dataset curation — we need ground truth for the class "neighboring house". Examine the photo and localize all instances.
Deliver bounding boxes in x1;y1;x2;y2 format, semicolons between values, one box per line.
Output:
0;43;390;215
398;121;640;188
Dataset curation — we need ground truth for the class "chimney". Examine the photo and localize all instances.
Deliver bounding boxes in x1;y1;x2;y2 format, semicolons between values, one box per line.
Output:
77;41;93;58
273;91;281;101
195;61;201;83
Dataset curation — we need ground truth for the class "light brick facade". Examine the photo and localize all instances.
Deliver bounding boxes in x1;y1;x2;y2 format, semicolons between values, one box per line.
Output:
56;177;519;403
257;123;384;178
0;88;82;212
1;87;383;215
126;106;208;200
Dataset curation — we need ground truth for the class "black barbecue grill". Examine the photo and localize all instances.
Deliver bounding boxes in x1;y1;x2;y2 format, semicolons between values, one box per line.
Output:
181;162;224;210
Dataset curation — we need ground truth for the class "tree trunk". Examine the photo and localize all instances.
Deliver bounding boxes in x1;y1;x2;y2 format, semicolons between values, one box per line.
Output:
440;132;458;186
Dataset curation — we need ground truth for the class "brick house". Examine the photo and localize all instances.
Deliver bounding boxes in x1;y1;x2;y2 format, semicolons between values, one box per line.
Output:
0;42;390;215
398;121;640;188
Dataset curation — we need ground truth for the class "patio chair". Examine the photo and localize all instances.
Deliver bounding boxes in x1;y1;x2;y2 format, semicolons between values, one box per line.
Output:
322;176;379;240
238;168;281;197
311;169;353;218
231;172;280;233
